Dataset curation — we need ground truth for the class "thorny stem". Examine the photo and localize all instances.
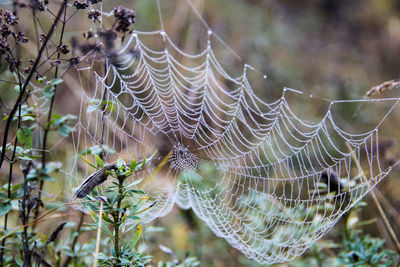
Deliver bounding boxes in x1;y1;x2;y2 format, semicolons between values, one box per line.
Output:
34;1;69;223
0;0;68;169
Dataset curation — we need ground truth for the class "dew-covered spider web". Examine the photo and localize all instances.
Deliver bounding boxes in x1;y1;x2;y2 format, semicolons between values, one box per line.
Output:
61;0;400;264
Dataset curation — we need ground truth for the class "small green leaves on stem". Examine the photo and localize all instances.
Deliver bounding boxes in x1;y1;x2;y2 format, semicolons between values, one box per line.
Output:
87;98;116;113
16;127;32;149
95;154;104;168
48;113;76;137
80;153;156;266
43;78;63;99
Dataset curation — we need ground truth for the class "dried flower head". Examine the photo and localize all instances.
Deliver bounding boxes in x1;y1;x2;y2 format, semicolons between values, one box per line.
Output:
3;10;18;25
0;24;11;38
29;0;49;11
83;30;94;39
69;56;80;65
15;31;28;43
57;42;69;54
113;6;136;33
73;0;89;10
5;54;20;72
23;66;31;73
98;28;117;49
366;79;400;97
87;9;101;22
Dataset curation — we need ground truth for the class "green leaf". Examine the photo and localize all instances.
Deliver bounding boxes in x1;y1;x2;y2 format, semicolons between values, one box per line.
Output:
43;85;55;99
126;178;143;188
95;154;104;168
147;150;157;163
41;175;55;181
17;127;32;149
127;215;140;221
128;189;145;195
81;155;98;169
131;224;142;247
50;78;63;85
130;158;137;171
0;201;11;217
58;125;74;137
14;85;20;93
87;99;116;114
116;157;125;168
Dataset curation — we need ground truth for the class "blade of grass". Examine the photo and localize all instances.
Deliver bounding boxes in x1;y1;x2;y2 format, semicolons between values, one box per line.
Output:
93;200;103;267
346;142;400;253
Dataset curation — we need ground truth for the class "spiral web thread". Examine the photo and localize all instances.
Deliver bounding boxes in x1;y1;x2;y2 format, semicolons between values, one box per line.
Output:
64;0;400;264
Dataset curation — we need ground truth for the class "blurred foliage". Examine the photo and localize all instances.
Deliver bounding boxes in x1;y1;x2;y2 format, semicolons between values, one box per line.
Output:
338;232;397;266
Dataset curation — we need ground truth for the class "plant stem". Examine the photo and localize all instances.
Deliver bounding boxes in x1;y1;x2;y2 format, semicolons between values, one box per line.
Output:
0;103;22;265
0;0;67;169
346;142;400;253
21;168;32;266
114;219;120;264
114;176;125;265
0;1;24;259
34;2;69;223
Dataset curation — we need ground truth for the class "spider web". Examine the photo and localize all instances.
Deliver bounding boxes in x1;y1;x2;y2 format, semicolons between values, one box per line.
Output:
64;0;400;264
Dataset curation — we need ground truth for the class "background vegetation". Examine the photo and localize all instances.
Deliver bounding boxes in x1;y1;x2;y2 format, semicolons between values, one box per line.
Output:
0;0;399;266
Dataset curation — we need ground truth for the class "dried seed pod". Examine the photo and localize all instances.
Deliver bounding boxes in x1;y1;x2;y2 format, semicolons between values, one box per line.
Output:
47;222;67;243
74;164;116;198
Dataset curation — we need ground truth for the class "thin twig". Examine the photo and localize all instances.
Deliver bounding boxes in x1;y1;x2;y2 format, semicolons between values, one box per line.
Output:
34;0;69;224
372;187;400;229
0;98;22;266
346;142;400;253
0;0;68;169
93;201;103;267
